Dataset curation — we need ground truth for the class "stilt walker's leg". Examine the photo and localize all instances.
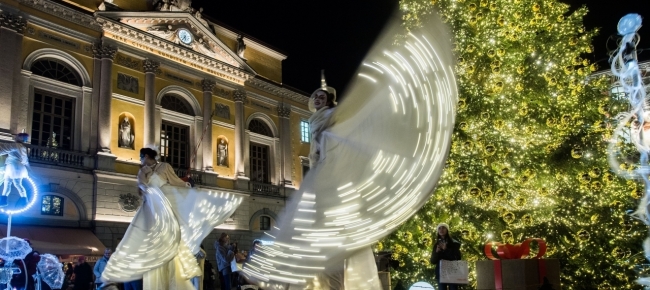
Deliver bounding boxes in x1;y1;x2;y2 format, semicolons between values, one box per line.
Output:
0;178;11;207
2;178;11;196
0;178;6;207
14;178;26;198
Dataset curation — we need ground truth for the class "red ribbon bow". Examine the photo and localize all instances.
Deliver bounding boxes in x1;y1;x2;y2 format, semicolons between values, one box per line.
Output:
484;238;546;260
483;238;547;290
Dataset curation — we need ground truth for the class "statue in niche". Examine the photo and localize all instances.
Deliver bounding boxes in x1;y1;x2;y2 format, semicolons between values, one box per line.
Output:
217;139;228;167
236;34;246;59
118;117;135;149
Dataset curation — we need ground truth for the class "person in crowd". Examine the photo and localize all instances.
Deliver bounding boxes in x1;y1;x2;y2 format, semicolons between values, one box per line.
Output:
203;259;214;290
73;256;93;290
430;223;462;290
216;233;234;290
245;240;261;263
123;279;143;290
93;249;111;289
239;240;263;288
229;242;245;288
11;239;40;290
62;262;74;290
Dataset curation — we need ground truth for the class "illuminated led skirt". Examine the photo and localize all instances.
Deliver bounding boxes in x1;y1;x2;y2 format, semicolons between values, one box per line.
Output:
244;12;457;289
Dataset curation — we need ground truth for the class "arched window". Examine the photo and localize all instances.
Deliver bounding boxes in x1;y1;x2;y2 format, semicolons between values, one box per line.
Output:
260;216;271;230
248;119;272;137
30;59;82;86
161;94;193;116
41;195;64;216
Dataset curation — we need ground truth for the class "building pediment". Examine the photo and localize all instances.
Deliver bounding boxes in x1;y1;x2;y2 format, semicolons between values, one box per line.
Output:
96;11;255;76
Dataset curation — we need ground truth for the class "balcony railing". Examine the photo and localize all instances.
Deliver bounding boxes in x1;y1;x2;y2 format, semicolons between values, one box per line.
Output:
24;143;94;169
173;167;218;188
249;181;285;197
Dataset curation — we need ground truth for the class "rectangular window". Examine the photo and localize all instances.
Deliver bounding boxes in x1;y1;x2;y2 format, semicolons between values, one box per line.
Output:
31;91;75;151
260;216;271;231
41;195;64;216
160;122;189;169
250;143;270;183
300;120;310;143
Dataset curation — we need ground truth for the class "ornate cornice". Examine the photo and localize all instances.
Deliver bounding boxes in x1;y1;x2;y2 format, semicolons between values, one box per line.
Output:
16;0;101;31
201;79;216;92
96;16;253;84
95;11;254;72
246;78;309;105
0;11;27;33
92;43;117;59
233;89;247;102
142;58;160;73
277;103;291;118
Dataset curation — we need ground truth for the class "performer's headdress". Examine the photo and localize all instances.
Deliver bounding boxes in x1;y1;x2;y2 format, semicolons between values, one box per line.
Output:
309;70;338;112
144;144;161;161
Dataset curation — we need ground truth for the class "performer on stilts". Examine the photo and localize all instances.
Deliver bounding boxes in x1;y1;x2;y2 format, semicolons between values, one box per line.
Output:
101;147;242;290
242;10;457;290
0;143;29;207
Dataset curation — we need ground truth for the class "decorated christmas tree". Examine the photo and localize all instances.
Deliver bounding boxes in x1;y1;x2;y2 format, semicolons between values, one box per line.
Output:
382;0;646;288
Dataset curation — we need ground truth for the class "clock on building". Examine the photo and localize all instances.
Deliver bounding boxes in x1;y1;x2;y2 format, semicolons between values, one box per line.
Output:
177;29;193;45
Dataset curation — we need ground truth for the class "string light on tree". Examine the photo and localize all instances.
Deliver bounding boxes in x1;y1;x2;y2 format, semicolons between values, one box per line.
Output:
384;0;643;288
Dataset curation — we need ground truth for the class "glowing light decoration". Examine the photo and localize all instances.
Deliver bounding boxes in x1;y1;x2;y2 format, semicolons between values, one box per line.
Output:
0;237;32;261
607;13;650;286
409;282;435;290
37;253;65;289
244;12;457;289
0;176;38;215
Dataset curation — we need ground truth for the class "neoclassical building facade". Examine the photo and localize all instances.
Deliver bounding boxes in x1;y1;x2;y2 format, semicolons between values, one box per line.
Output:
0;0;313;264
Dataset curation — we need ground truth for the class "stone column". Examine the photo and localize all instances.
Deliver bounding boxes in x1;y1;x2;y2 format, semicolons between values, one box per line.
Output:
80;87;92;153
92;43;117;153
89;55;101;153
92;43;117;171
233;89;247;179
0;12;26;140
201;79;216;171
277;103;293;186
143;59;160;147
13;70;31;143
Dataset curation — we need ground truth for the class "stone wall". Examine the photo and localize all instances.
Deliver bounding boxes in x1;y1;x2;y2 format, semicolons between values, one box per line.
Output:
94;221;129;250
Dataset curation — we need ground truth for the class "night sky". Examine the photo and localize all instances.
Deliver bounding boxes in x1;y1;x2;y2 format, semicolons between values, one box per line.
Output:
193;0;650;96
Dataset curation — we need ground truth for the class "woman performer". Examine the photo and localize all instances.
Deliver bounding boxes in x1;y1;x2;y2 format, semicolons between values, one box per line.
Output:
101;147;241;290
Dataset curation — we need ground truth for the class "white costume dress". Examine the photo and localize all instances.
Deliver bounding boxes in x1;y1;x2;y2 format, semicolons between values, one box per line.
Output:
102;162;241;290
243;12;457;290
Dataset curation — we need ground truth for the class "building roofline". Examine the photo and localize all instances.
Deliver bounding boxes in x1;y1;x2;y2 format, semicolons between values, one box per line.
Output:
204;16;288;60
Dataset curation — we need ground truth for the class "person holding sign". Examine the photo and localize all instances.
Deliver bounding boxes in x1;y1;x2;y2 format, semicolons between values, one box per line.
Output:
430;223;462;290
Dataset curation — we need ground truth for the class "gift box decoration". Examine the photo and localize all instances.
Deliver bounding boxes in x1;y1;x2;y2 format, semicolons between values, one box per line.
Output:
476;238;561;290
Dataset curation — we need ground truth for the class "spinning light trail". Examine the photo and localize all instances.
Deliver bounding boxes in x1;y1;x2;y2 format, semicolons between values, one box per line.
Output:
244;12;457;288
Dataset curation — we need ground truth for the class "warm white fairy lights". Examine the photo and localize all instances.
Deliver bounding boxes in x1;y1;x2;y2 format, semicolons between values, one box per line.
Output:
0;177;38;215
